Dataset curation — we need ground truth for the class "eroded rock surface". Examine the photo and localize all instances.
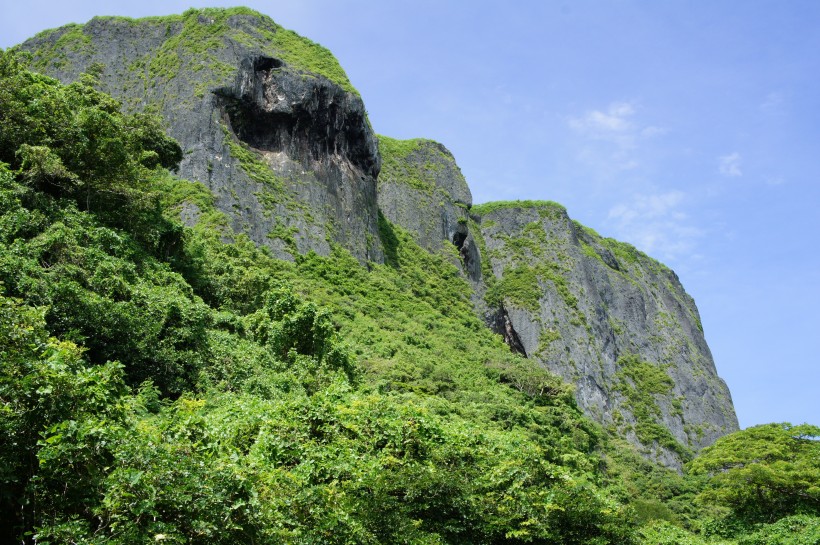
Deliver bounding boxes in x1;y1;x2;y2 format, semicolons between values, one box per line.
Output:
472;203;738;466
20;9;383;262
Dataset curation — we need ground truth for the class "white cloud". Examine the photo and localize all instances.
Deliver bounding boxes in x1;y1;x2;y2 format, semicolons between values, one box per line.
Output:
608;191;685;226
567;101;664;174
569;102;635;141
640;126;667;138
760;91;785;113
607;191;704;260
718;152;742;177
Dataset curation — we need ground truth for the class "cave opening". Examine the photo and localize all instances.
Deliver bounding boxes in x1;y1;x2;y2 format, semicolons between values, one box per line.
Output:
492;305;527;357
452;231;467;252
253;56;283;72
452;231;472;271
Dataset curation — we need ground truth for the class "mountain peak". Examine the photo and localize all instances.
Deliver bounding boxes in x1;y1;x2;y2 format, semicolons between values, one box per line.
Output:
23;7;357;96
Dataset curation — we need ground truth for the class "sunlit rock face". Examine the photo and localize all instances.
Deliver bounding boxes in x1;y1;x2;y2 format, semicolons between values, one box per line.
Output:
472;203;738;467
374;140;738;468
21;10;383;263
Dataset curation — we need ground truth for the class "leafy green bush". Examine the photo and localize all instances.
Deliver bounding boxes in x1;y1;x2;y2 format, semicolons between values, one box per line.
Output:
0;291;128;541
689;423;820;525
736;515;820;545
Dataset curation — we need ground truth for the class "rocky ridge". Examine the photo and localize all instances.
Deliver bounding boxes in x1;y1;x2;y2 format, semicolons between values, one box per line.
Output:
17;7;738;466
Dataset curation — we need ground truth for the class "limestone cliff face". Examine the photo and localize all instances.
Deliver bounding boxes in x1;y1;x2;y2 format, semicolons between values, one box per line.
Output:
18;8;382;262
470;203;738;466
376;137;482;279
18;7;738;466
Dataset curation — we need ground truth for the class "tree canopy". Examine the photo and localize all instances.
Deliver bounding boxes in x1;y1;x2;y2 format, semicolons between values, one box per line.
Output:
689;423;820;524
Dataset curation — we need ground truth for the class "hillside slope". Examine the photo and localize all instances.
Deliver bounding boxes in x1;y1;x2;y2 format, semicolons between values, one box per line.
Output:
377;142;737;466
16;7;737;467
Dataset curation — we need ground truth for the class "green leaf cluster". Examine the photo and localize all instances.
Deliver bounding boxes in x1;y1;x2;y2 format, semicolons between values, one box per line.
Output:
689;423;820;526
0;52;181;210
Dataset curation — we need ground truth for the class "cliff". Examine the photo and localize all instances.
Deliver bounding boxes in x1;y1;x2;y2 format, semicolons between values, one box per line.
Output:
17;7;738;466
471;202;737;464
18;8;382;262
379;143;738;465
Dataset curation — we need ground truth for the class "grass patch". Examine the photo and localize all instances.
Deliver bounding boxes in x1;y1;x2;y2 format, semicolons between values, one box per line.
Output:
377;135;456;194
472;200;566;216
614;354;692;459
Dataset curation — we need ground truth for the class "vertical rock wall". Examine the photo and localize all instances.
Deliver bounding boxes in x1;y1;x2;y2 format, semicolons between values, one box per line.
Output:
473;203;738;466
19;9;383;262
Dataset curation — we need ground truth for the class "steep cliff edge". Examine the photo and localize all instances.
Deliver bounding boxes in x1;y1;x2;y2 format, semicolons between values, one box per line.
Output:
18;8;382;262
470;202;738;465
376;136;482;279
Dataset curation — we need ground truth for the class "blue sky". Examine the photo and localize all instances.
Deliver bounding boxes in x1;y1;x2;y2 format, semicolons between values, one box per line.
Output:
2;0;818;429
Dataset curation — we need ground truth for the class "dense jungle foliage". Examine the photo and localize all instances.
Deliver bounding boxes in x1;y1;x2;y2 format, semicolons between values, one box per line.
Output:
1;49;819;544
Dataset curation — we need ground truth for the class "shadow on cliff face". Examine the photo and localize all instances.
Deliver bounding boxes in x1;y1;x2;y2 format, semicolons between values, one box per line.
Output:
491;304;528;357
215;55;379;177
453;230;468;262
378;210;400;268
452;227;483;283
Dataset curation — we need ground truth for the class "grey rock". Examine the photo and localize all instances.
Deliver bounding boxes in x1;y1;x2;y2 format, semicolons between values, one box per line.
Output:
472;202;738;467
19;9;383;263
376;137;472;245
376;136;481;277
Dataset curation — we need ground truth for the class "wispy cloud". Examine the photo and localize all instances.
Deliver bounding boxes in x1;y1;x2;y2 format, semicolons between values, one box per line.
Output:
607;191;704;260
760;91;785;113
718;152;742;177
567;102;705;262
569;102;634;136
609;191;685;222
568;101;665;173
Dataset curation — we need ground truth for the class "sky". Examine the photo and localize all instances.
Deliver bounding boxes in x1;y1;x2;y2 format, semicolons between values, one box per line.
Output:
1;0;818;430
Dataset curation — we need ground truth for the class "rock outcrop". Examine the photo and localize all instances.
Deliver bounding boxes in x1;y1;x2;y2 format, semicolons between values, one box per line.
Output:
376;136;481;279
374;141;739;466
18;7;738;467
471;202;737;466
18;8;382;262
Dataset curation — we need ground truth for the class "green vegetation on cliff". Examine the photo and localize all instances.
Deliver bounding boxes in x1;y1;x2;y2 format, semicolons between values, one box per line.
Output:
24;7;358;98
614;355;692;459
479;205;583;319
378;135;450;194
472;199;566;216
